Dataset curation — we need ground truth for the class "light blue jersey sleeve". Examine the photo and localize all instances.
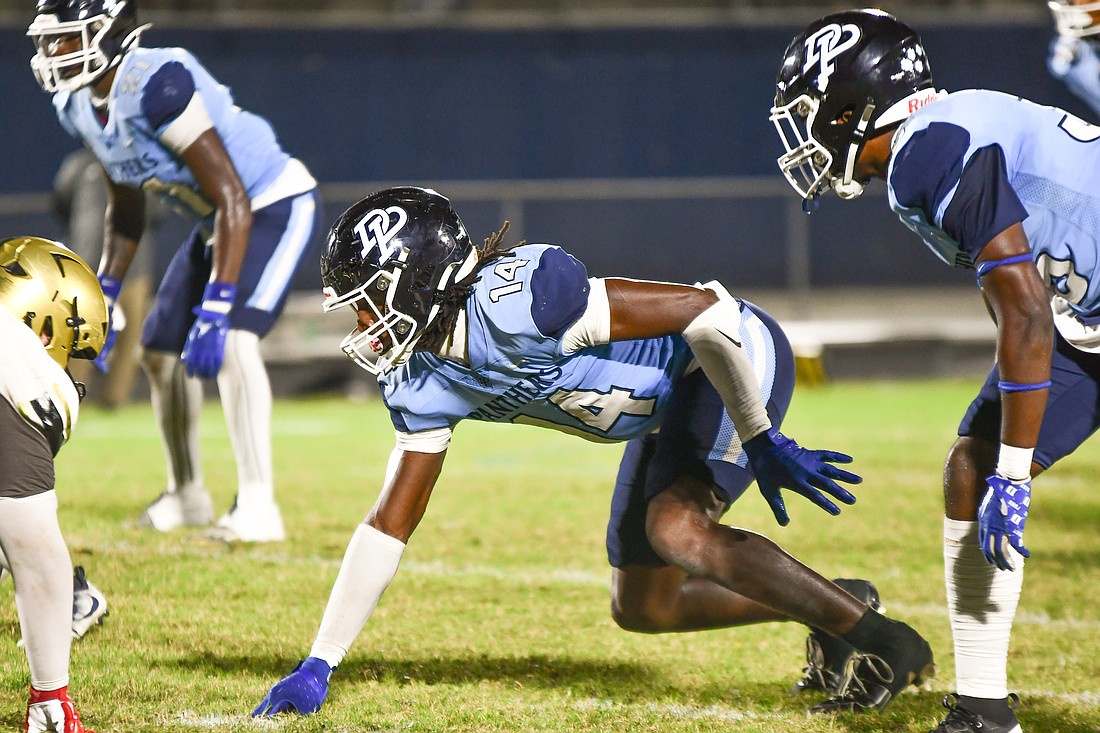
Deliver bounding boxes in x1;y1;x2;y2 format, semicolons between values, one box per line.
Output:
888;89;1100;318
464;243;591;369
380;244;693;440
53;47;291;221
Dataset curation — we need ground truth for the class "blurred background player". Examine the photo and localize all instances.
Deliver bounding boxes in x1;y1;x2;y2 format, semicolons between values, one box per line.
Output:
53;147;158;410
770;8;1100;732
0;236;106;733
252;186;934;719
28;0;324;542
1048;0;1100;117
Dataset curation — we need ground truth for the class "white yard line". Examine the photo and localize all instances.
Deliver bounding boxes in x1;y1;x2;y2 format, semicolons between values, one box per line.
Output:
167;690;1100;731
570;697;783;721
67;539;1100;631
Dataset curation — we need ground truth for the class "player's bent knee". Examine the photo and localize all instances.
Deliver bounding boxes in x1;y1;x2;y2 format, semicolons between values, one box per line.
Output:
140;346;174;374
645;507;712;576
609;593;675;633
944;435;998;519
946;435;996;468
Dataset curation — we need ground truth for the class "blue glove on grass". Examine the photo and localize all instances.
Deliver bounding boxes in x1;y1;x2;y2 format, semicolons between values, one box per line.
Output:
978;474;1031;571
181;282;236;379
252;656;334;717
744;427;861;526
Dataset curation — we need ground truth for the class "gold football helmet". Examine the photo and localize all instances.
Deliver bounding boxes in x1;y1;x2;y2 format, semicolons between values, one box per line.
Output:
0;236;108;368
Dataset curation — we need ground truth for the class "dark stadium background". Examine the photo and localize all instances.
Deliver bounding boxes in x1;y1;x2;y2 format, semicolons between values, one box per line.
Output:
1;12;1084;295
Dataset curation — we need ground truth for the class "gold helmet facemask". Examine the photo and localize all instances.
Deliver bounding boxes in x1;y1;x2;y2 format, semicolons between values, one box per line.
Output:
0;236;108;369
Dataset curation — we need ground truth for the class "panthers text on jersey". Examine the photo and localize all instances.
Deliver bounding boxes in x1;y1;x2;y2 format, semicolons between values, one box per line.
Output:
887;89;1100;346
49;46;315;227
379;243;784;457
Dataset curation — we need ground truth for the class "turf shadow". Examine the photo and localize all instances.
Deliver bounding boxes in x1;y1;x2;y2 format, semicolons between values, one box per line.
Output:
169;651;663;700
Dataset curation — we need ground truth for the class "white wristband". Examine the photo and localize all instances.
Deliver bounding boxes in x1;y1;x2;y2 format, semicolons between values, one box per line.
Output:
996;444;1034;481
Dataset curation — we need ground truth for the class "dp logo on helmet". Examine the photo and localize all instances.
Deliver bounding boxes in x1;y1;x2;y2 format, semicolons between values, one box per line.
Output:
802;23;861;92
354;206;409;263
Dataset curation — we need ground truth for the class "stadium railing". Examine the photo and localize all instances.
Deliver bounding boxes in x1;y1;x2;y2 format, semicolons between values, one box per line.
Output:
0;177;993;392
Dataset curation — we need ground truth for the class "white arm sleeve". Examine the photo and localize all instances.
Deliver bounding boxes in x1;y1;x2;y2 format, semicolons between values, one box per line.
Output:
682;284;772;441
560;278;611;354
309;522;406;668
159;91;215;154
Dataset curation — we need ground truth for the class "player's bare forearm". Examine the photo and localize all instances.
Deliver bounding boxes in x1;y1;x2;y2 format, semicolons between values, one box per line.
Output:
995;307;1051;449
366;449;446;543
976;223;1053;449
606;278;719;340
179;129;252;285
100;181;144;280
209;202;252;284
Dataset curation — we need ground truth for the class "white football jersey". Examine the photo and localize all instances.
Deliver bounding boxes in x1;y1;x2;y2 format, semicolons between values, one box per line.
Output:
0;311;80;451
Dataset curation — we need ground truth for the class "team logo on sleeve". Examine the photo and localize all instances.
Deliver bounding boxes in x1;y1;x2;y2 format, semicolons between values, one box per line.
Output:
802;23;861;92
353;206;409;263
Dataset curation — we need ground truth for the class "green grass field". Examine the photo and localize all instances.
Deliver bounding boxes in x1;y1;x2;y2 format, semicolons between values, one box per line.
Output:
1;379;1097;732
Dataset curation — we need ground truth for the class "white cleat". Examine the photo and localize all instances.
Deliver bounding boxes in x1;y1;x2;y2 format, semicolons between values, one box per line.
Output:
71;566;108;640
138;489;214;531
203;499;286;543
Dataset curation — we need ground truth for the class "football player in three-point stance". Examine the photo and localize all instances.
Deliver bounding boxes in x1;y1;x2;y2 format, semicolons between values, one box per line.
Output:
252;186;935;718
772;8;1100;732
1048;0;1100;118
0;237;106;733
27;0;324;542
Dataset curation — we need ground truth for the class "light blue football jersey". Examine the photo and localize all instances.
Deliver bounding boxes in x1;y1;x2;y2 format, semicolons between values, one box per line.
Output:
888;89;1100;319
380;243;696;441
52;47;290;225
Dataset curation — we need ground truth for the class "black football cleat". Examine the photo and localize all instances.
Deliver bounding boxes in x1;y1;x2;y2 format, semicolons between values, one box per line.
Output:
790;578;883;695
808;616;935;714
928;694;1022;733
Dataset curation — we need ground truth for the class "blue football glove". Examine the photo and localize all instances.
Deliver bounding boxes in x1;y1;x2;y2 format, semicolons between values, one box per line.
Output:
181;282;236;379
743;427;861;526
252;657;334;717
978;474;1032;572
93;275;123;372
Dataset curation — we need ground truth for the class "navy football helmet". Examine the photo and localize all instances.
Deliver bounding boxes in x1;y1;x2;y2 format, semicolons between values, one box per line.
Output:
27;0;147;93
1050;0;1100;40
771;9;939;201
321;187;477;375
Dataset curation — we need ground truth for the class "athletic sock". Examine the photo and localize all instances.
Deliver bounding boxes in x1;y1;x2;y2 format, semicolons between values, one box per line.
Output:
143;351;203;494
944;518;1023;699
840;605;889;649
0;492;72;689
957;695;1018;726
218;330;275;507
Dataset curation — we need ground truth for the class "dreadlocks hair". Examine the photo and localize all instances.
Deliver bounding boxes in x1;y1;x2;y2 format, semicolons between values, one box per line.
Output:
416;221;525;355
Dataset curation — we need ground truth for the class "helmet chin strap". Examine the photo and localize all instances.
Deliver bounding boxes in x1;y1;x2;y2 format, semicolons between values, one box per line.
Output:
832;178;864;200
831;101;876;201
451;249;480;284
